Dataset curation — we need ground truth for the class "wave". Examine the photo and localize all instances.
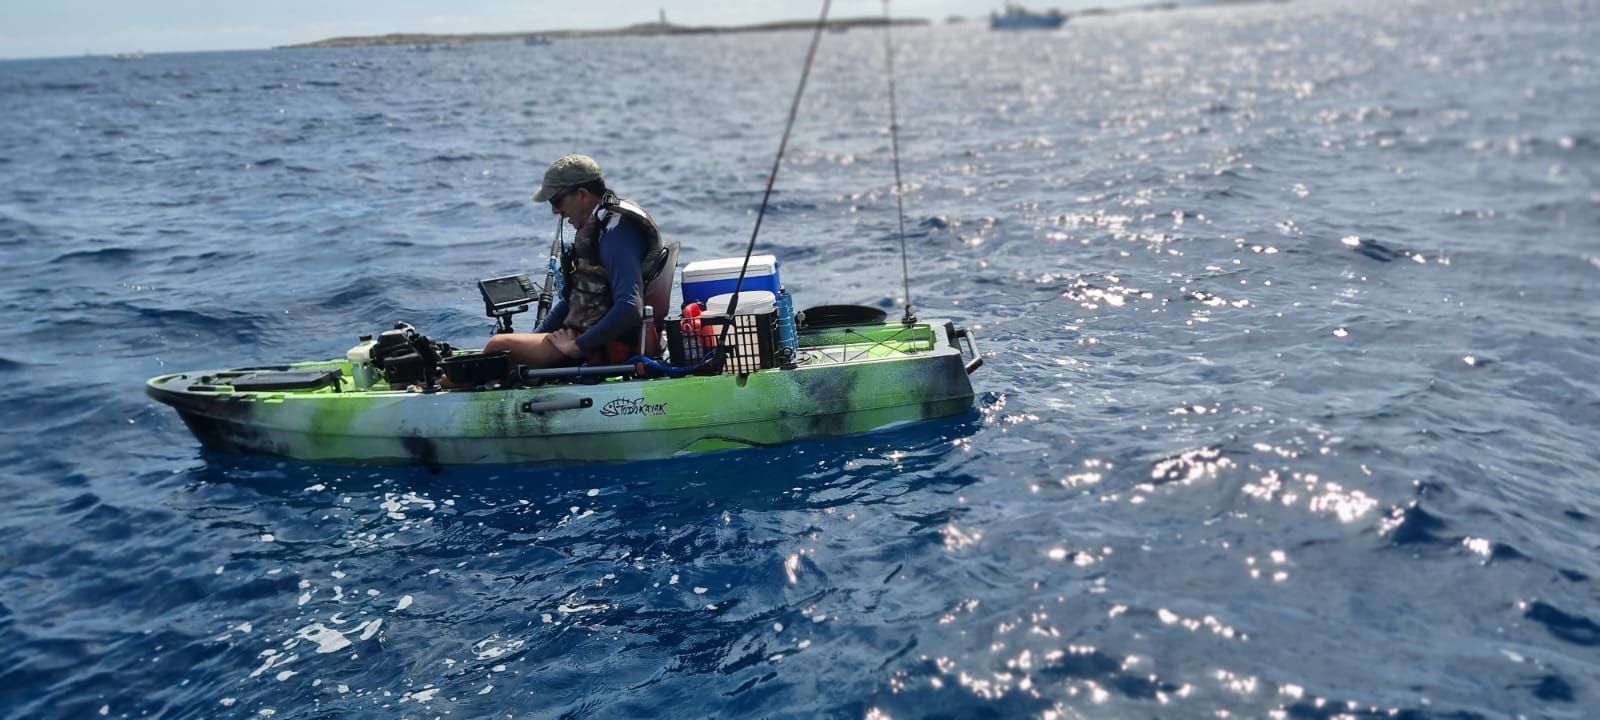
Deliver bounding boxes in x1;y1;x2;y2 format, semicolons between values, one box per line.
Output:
50;247;141;265
1525;601;1600;647
314;276;393;311
0;212;42;244
1343;236;1409;263
1385;502;1448;546
2;81;97;94
42;301;271;345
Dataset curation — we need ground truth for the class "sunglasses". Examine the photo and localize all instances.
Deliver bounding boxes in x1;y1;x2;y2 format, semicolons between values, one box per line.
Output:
548;187;574;209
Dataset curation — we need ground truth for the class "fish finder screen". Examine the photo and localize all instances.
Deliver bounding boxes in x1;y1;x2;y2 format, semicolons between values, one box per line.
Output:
479;274;535;313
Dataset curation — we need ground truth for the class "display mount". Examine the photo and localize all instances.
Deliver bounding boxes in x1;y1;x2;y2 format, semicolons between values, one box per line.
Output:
478;274;537;334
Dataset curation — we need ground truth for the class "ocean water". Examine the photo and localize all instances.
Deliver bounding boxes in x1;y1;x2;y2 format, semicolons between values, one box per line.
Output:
2;0;1598;717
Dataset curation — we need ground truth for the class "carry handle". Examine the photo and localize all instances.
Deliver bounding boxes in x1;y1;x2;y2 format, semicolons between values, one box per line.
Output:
521;397;593;414
949;324;984;375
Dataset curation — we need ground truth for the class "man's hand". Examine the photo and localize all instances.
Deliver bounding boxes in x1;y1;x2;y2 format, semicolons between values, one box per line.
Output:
547;329;586;360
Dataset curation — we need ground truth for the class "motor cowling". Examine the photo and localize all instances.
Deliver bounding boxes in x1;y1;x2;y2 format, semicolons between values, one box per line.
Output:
369;323;449;387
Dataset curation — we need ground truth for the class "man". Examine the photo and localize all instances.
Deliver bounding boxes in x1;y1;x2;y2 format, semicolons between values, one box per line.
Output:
482;154;662;369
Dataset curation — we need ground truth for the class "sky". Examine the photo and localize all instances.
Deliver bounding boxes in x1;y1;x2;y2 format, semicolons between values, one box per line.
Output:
0;0;1125;60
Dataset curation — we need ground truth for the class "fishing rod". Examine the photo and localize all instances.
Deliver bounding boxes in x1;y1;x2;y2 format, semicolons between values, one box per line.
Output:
882;0;915;326
719;0;918;343
714;0;832;352
533;216;564;328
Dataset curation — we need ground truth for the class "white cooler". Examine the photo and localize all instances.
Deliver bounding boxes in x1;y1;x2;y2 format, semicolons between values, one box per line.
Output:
681;255;781;308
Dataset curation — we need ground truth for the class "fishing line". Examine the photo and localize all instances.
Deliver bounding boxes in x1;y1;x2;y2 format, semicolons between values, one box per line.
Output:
882;0;915;325
716;0;831;349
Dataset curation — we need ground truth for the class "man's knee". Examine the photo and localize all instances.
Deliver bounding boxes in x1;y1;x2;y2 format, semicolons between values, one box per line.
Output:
482;334;514;354
482;332;560;367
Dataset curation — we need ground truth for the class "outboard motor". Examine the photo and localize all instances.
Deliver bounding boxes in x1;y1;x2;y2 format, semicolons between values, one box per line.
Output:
370;322;450;388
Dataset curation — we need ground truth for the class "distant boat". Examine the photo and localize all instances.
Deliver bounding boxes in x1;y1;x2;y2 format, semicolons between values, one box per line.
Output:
523;34;552;46
990;4;1067;30
110;51;145;61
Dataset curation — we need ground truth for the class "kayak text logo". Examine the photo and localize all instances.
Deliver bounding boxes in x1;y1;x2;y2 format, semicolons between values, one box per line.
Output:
600;398;667;417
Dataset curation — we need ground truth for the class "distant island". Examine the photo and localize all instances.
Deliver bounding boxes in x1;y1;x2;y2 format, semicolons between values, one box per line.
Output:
280;0;1288;50
279;17;927;50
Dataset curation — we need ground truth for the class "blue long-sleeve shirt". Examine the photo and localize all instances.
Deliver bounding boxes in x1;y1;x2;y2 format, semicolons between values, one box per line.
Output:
534;216;648;354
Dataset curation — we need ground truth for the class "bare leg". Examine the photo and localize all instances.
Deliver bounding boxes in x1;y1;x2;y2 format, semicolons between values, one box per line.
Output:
482;332;573;369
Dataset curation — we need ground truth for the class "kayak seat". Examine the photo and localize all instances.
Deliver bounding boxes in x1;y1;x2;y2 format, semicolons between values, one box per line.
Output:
639;241;680;359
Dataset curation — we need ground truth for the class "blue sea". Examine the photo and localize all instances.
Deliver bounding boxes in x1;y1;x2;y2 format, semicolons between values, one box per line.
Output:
3;0;1597;717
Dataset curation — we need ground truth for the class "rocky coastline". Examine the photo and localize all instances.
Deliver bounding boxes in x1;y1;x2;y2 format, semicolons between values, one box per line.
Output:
278;17;926;49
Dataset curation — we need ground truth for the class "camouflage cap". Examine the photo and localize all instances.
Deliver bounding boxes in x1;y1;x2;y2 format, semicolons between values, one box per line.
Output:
531;154;603;202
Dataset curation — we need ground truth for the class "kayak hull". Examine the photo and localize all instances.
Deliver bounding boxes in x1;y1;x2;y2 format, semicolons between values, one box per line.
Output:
147;321;979;465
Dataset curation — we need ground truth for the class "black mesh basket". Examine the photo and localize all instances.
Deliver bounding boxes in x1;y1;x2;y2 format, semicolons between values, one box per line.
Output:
666;311;779;374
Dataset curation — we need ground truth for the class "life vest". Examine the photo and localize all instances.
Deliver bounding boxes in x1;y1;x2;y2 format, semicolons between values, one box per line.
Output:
561;192;662;332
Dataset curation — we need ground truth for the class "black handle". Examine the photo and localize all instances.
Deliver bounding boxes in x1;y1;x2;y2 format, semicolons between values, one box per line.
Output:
953;326;983;375
520;397;593;414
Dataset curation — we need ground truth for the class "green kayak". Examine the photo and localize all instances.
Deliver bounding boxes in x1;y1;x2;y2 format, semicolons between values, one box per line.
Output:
146;318;982;465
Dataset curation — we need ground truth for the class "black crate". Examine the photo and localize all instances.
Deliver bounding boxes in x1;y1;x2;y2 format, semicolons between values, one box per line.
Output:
666;311;779;374
229;369;343;392
440;351;511;386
